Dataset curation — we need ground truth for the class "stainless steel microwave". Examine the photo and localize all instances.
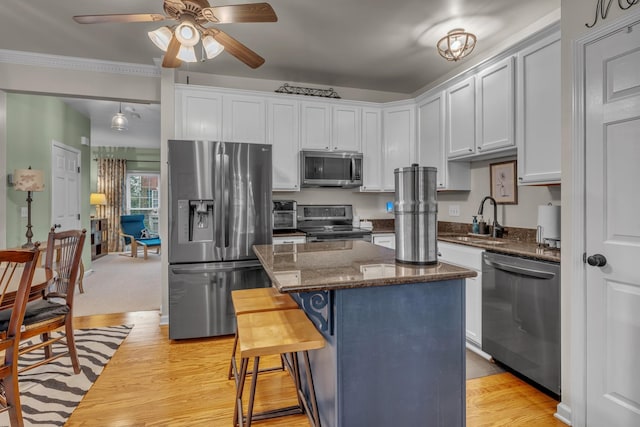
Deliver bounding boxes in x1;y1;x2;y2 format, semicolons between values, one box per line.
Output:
300;150;363;188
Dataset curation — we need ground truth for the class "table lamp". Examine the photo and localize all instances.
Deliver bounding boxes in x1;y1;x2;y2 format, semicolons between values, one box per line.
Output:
90;192;107;218
13;166;45;248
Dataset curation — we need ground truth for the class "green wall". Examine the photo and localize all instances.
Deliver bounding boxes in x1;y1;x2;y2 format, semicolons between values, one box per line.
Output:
6;93;91;264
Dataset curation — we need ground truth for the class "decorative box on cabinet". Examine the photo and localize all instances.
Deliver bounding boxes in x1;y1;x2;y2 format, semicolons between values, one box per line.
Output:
91;218;108;260
516;32;561;185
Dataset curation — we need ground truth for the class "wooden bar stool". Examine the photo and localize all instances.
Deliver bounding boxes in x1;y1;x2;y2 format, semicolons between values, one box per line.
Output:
228;287;299;382
233;309;325;427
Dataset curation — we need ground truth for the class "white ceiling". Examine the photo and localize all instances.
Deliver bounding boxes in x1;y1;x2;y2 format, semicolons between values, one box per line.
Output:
0;0;560;148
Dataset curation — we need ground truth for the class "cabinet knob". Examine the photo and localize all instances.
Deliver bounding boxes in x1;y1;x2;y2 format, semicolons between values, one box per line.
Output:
468;148;473;152
518;177;523;181
477;146;482;150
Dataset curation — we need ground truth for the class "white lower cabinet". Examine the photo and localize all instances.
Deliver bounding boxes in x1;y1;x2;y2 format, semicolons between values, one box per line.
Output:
438;242;483;347
272;235;307;245
372;233;395;250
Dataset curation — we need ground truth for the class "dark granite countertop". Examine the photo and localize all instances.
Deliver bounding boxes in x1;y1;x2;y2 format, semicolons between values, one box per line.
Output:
438;234;561;263
253;240;476;293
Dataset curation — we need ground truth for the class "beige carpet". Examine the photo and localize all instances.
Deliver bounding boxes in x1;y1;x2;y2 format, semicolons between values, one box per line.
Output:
74;252;161;316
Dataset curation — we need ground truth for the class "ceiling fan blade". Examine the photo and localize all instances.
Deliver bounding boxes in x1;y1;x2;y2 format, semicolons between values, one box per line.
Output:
73;14;169;24
162;34;183;68
201;3;277;24
208;29;265;69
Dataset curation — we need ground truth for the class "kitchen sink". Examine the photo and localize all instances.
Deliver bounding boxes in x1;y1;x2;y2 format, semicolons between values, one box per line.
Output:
451;236;506;245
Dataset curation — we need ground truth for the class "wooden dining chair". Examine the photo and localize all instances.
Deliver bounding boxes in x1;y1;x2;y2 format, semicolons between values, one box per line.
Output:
0;247;40;426
18;228;86;374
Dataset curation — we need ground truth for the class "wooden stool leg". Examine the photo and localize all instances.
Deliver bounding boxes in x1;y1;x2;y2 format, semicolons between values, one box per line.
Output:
245;356;261;427
228;331;239;381
302;350;321;427
234;358;249;427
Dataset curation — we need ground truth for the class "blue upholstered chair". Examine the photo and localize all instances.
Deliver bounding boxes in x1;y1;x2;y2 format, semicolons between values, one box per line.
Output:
119;214;161;259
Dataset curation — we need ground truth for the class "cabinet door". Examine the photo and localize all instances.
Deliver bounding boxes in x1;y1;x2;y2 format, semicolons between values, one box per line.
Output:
516;33;561;184
382;104;415;191
175;88;222;140
268;99;300;191
361;108;382;191
272;236;306;245
332;105;361;151
222;94;266;144
373;233;395;249
300;102;331;150
476;57;515;153
418;92;447;189
465;274;482;346
447;76;476;158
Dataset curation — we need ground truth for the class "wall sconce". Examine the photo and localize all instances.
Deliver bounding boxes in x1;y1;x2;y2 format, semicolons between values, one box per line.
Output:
437;28;477;62
13;166;45;248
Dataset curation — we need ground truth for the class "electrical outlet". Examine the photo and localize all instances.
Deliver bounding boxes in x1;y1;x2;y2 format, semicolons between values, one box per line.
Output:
21;207;28;218
448;205;460;217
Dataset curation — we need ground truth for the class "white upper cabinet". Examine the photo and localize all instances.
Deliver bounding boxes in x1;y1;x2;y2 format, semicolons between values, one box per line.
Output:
300;101;362;152
268;98;300;191
383;103;415;191
475;57;515;153
446;76;476;158
417;91;470;191
175;87;222;140
332;105;362;152
300;101;332;150
361;107;383;191
516;33;561;185
222;94;266;144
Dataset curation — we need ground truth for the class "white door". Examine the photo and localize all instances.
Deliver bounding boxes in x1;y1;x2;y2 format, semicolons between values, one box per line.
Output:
51;142;81;231
585;21;640;426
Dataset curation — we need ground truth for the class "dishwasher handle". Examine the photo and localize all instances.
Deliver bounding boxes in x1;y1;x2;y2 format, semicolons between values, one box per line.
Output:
484;258;556;280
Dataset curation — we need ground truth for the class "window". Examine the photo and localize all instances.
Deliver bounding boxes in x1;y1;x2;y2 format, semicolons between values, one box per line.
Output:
126;173;160;234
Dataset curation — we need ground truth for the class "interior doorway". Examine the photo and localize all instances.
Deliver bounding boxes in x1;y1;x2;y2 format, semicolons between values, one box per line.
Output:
51;141;81;232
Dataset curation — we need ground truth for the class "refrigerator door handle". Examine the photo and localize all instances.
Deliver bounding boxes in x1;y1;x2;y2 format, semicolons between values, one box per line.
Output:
214;142;225;254
222;147;230;248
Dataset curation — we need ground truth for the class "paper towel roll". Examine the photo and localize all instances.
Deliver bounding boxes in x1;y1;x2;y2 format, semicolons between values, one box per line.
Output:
537;205;561;242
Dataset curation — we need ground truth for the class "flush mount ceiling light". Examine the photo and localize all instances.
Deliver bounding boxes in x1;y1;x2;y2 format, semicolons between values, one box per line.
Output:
111;103;129;131
73;0;278;69
437;28;477;62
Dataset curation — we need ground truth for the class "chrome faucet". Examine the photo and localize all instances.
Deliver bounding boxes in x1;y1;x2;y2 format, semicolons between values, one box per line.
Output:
477;196;504;238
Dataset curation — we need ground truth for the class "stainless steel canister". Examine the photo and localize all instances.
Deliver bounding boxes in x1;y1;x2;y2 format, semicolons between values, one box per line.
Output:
394;164;438;264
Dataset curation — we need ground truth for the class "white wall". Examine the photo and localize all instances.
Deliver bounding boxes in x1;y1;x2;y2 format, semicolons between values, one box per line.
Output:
438;157;560;228
0;91;6;247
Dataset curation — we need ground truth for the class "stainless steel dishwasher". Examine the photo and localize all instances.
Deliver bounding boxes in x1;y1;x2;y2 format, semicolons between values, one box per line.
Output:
482;251;560;396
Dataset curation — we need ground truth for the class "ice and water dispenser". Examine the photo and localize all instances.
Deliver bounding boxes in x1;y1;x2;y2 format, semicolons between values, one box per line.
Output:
177;199;215;243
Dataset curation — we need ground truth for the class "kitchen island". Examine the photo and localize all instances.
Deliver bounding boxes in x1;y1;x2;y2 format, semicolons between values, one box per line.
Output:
253;240;476;427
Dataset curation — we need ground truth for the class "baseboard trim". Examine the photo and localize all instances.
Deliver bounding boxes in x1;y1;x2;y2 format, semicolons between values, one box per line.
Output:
555;402;572;425
466;341;493;360
159;314;169;326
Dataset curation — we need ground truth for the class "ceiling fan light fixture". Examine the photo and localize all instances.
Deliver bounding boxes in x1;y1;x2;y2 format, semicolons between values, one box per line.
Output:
202;35;225;59
175;21;200;47
177;45;198;62
148;26;172;52
111;103;129;131
437;28;477;62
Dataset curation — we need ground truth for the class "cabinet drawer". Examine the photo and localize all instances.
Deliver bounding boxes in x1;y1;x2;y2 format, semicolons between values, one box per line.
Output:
438;241;483;270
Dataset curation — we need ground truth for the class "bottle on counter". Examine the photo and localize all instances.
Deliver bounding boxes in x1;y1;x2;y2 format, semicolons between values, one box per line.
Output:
472;216;479;234
478;216;487;235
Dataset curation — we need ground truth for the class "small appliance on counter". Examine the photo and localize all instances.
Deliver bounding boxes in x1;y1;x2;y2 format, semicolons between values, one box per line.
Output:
537;203;561;248
273;200;297;230
394;164;438;265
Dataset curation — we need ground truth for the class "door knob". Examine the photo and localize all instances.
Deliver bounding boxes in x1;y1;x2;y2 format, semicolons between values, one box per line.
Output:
53;224;62;229
587;254;607;267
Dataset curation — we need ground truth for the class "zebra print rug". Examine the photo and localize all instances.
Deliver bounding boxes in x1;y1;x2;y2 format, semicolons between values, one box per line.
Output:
0;325;132;427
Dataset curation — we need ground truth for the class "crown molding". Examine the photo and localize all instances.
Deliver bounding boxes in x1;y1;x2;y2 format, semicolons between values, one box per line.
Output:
0;49;160;78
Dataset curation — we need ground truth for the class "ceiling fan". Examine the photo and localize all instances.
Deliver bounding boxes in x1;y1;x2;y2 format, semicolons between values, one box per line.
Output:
73;0;277;69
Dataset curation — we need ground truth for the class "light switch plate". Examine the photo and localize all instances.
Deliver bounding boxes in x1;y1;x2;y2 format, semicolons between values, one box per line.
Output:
21;207;28;218
448;205;460;217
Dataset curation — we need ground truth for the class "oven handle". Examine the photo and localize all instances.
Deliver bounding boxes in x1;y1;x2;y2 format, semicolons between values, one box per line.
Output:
484;259;556;280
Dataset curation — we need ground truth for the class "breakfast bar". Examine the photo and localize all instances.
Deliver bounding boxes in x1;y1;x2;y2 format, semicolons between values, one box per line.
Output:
253;240;477;427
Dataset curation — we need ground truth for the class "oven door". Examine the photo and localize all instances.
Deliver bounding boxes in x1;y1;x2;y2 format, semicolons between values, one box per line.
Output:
306;232;371;242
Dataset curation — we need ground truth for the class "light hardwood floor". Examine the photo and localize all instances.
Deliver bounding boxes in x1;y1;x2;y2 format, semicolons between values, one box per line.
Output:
68;311;566;426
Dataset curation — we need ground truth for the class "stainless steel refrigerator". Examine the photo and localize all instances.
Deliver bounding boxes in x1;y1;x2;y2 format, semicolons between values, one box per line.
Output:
168;140;272;339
